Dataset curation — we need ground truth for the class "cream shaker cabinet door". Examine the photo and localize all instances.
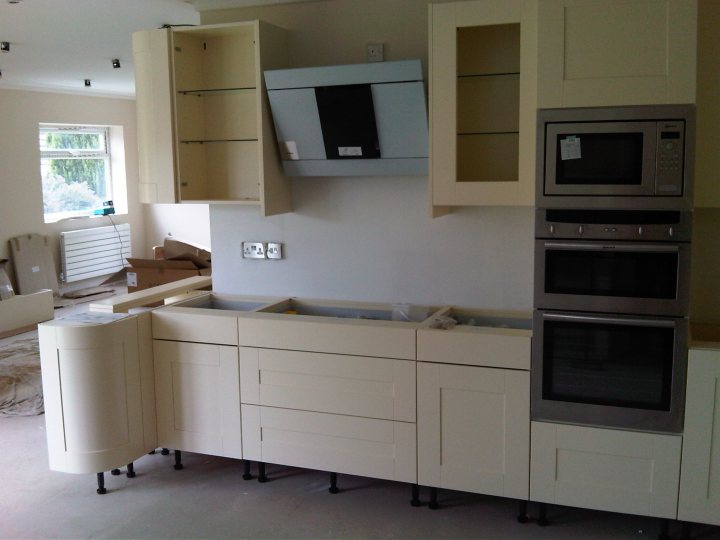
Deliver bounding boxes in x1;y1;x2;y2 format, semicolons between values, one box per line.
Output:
132;29;177;204
530;422;681;519
154;340;241;458
417;362;529;499
429;0;537;211
678;349;720;526
537;0;697;108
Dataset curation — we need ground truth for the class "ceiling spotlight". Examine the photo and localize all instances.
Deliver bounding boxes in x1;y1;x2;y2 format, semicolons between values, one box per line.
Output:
84;79;92;87
0;42;10;53
112;58;121;69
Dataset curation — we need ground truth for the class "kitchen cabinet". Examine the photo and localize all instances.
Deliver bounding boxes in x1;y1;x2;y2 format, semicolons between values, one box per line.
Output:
677;346;720;526
39;313;157;475
530;421;682;519
152;307;242;458
537;0;697;108
428;0;538;213
240;354;418;483
132;21;292;215
416;310;532;499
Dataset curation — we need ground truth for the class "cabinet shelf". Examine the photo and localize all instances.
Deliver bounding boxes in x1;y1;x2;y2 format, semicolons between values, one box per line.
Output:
178;87;256;96
180;138;258;144
457;72;520;79
458;131;519;136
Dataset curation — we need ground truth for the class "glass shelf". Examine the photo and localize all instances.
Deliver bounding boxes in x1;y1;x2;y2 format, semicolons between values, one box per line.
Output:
177;87;256;96
179;138;258;144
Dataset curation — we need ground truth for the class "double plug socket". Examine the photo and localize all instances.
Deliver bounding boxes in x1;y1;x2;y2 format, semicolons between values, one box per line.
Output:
242;241;283;260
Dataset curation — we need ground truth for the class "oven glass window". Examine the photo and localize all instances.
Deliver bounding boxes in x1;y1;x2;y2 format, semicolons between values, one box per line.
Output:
545;248;678;299
555;133;643;185
542;319;674;410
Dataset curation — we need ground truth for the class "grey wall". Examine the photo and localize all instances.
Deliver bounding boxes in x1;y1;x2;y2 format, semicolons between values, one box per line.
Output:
210;176;534;310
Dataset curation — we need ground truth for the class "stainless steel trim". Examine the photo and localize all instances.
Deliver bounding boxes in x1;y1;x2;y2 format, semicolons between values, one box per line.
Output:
543;241;680;253
541;312;677;328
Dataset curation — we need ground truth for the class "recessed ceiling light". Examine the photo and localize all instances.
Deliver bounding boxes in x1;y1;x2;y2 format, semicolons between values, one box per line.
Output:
84;79;92;87
112;58;121;69
0;42;10;53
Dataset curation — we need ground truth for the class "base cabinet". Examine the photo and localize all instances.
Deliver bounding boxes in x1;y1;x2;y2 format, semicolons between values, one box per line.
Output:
154;340;242;458
417;363;529;499
530;422;681;519
678;348;720;526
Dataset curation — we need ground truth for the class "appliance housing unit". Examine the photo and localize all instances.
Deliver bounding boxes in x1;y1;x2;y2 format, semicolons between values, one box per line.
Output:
264;59;428;177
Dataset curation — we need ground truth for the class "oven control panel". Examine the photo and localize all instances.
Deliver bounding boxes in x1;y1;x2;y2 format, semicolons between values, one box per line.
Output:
536;209;692;242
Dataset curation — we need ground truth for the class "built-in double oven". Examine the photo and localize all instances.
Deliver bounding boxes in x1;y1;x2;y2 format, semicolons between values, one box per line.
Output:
532;105;695;434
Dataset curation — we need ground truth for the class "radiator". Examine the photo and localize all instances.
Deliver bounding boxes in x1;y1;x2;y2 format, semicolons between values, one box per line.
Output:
60;223;131;283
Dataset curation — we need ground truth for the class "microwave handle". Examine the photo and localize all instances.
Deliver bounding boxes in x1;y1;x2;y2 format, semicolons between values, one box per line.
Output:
542;312;677;328
543;242;680;253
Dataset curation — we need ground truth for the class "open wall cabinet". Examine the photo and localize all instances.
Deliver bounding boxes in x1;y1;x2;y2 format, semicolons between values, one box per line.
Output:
133;21;291;215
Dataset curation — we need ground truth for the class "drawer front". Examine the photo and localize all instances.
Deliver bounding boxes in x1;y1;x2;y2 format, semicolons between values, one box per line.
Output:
237;317;416;359
530;421;681;519
417;327;530;370
240;348;415;422
152;310;238;345
241;405;416;483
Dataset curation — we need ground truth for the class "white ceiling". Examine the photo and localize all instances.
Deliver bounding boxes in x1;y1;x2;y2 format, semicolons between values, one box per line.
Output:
0;0;317;98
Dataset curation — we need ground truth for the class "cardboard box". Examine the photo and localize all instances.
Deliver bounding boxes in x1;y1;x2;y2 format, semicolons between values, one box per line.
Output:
0;259;15;301
153;237;211;263
125;257;211;293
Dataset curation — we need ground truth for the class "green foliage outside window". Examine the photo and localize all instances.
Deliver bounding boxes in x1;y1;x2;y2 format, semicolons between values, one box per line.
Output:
45;133;107;197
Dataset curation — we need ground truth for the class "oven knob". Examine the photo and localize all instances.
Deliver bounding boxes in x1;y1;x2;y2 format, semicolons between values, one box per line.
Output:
669;226;674;237
549;224;555;235
578;225;584;235
638;226;643;236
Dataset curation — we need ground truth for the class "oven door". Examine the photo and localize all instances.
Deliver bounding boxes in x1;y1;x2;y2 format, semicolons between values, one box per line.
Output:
531;310;688;433
544;121;657;197
535;239;691;316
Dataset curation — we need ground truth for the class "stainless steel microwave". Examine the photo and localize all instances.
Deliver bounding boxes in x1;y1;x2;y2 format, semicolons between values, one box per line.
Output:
536;105;695;210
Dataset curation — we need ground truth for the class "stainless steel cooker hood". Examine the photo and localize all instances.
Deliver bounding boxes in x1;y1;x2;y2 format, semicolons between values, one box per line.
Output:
264;59;428;177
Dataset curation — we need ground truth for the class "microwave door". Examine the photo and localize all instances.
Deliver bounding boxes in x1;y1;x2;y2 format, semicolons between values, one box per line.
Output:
544;122;658;196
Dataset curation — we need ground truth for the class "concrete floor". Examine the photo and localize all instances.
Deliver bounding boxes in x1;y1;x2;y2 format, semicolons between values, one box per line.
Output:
2;414;716;540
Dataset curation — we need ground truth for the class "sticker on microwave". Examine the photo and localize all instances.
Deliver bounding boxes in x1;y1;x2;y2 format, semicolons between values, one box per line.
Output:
338;146;362;157
560;136;582;160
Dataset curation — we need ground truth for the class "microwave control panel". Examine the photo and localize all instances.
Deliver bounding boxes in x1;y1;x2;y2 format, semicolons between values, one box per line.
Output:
655;121;685;195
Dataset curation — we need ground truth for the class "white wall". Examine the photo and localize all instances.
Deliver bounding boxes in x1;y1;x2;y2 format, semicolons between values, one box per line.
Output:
202;0;534;310
143;204;211;253
0;88;143;290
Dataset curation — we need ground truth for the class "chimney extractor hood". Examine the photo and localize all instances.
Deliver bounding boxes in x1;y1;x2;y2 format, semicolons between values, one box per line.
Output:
264;59;428;177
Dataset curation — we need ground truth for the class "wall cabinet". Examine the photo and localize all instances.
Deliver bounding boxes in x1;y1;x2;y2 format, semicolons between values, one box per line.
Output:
428;0;538;212
132;21;291;215
537;0;697;108
678;348;720;526
530;422;682;519
416;312;531;499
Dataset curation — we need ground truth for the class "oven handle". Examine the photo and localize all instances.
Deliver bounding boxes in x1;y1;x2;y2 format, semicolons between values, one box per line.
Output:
542;312;677;328
543;242;680;253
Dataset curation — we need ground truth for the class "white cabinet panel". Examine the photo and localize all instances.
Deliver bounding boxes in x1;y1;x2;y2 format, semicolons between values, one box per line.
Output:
537;0;697;107
154;340;241;458
239;347;415;422
242;405;416;483
678;349;720;525
530;422;681;519
417;363;529;499
152;309;238;345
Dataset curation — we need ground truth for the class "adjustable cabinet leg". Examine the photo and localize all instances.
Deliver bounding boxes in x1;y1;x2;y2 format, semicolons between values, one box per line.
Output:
149;449;156;455
429;487;439;510
258;462;267;483
537;503;549;526
161;448;170;456
243;460;253;480
96;472;107;495
410;484;421;507
111;468;121;476
517;500;529;523
174;450;184;470
658;518;671;540
329;472;339;494
126;462;136;478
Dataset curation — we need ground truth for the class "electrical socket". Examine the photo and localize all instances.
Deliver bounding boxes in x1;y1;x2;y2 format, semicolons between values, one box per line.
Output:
242;241;266;259
366;42;384;63
267;242;283;259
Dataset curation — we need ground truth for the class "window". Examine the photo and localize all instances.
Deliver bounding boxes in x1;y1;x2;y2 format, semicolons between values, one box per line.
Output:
39;124;126;223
